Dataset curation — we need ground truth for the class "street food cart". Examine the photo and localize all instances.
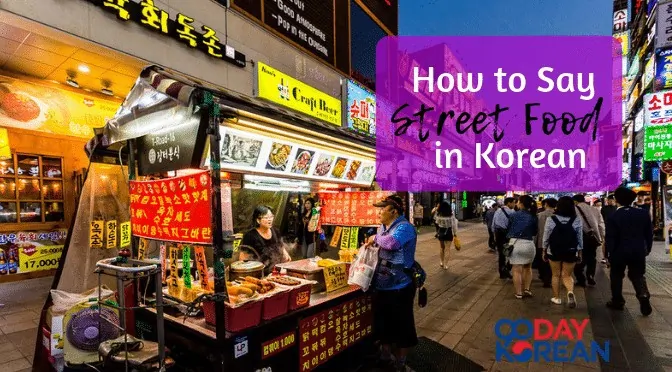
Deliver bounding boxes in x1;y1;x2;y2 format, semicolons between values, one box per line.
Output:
36;66;390;371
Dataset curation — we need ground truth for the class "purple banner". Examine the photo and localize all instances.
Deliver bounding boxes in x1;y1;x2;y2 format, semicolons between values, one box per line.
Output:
375;36;622;192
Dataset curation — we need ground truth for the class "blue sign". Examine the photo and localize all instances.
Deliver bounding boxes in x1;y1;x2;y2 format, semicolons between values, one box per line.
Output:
648;0;658;15
345;80;376;137
655;48;672;91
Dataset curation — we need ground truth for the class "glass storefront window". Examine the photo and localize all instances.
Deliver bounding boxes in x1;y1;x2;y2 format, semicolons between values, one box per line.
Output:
0;202;17;223
45;202;65;222
0;178;16;200
17;154;39;177
20;202;41;223
18;179;41;200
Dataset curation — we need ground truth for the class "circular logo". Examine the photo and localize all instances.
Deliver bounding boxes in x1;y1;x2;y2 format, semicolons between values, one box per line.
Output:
148;149;156;164
495;319;534;362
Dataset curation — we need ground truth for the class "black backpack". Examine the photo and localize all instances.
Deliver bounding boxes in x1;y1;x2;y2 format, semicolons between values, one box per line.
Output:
548;216;579;256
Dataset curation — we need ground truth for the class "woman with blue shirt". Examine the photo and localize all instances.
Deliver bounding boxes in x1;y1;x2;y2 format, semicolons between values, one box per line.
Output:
507;195;538;299
542;196;583;308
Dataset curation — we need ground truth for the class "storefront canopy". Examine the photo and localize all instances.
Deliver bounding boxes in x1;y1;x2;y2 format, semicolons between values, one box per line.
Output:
85;66;375;157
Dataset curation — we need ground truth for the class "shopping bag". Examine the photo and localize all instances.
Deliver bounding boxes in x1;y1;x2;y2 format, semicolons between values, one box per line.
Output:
348;246;379;292
453;236;462;250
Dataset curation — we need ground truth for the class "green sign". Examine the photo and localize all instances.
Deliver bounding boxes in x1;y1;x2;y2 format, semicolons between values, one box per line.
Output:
644;125;672;161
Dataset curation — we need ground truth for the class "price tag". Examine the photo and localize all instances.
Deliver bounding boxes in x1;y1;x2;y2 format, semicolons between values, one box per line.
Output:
182;245;192;288
349;227;359;249
105;220;117;249
340;227;351;251
233;238;241;252
323;263;348;292
120;221;131;248
89;220;104;249
194;246;210;291
261;332;296;360
138;238;148;259
18;245;63;273
330;226;342;248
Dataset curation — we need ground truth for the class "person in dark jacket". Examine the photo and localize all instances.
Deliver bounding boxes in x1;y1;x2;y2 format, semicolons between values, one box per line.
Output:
600;195;618;264
605;187;653;316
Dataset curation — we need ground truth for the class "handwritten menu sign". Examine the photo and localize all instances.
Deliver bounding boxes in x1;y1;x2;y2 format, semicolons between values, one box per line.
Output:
129;171;212;244
319;191;393;226
329;226;342;248
89;220;104;249
339;227;351;250
160;244;167;283
138;238;148;259
194;246;210;291
169;246;179;291
105;220;117;248
120;221;131;248
136;118;208;176
348;227;359;249
298;296;373;371
182;245;193;288
323;263;348;292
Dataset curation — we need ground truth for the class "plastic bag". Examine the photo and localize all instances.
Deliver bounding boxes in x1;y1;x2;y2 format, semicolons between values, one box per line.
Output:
50;286;114;314
348;246;379;292
454;236;462;250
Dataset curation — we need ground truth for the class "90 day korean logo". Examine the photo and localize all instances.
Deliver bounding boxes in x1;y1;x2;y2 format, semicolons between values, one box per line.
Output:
495;318;609;363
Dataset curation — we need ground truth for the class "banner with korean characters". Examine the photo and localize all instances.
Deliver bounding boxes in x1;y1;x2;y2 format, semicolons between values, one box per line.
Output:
319;191;394;226
644;91;672;126
89;219;126;249
644;124;672;161
655;48;672;91
129;171;212;244
0;230;67;274
298;296;373;371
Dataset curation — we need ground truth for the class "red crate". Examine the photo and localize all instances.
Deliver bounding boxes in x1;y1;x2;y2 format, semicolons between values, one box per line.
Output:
202;299;262;332
262;290;290;320
288;283;312;311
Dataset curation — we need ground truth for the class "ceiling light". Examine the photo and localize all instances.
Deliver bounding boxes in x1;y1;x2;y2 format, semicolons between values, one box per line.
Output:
78;64;90;73
66;77;79;88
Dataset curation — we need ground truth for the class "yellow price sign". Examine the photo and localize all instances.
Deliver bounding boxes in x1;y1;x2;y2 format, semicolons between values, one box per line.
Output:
233;238;241;252
349;227;359;249
120;221;131;247
18;245;63;273
105;220;117;249
323;262;348;292
330;226;342;248
89;220;104;249
339;227;351;251
138;238;148;259
194;246;210;291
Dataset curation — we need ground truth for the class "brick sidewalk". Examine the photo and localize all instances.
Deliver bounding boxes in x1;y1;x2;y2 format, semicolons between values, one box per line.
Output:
412;221;672;372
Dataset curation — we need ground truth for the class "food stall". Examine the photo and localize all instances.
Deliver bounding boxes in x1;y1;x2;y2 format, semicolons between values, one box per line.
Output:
38;66;391;371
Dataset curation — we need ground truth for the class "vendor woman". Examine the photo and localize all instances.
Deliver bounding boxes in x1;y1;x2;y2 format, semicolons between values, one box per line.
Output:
241;205;291;275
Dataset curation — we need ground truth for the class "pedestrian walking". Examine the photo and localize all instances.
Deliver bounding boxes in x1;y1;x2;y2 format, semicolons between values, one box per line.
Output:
535;198;556;287
493;198;516;279
600;195;617;264
573;194;605;287
542;196;583;308
431;202;440;236
485;204;499;252
506;195;538;298
605;187;653;316
434;201;459;269
413;201;424;229
366;194;418;371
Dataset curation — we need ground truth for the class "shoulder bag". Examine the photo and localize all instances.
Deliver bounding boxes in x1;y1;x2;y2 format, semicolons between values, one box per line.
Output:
576;206;601;247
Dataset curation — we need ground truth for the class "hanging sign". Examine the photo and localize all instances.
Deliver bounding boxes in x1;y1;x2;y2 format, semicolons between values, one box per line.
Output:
83;0;245;67
255;62;341;126
319;191;393;226
345;80;376;137
130;171;212;244
644;91;672;126
643;57;655;88
656;0;672;50
339;227;351;250
656;48;672;91
120;221;131;248
644;124;672;161
194;246;210;291
182;245;192;288
89;220;104;249
105;220;118;249
298;296;373;371
136;116;208;176
329;226;342;248
160;244;167;283
138;238;148;259
613;9;628;33
348;227;359;249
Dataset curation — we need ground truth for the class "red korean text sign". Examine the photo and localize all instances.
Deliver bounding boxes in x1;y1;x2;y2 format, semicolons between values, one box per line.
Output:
319;191;393;226
130;171;213;244
298;296;373;371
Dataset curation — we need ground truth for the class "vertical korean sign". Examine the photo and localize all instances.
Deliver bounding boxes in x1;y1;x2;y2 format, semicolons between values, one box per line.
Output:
345;80;376;137
129;171;213;244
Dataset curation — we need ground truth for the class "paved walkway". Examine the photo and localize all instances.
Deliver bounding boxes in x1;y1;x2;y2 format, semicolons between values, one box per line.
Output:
2;221;672;371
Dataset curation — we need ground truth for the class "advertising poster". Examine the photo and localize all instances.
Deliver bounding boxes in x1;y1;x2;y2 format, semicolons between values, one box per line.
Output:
319;191;393;226
346;81;376;137
221;131;263;167
655;48;672;91
0;230;67;275
129;171;213;244
313;154;335;177
291;149;316;175
330;158;349;179
266;142;294;171
0;72;120;138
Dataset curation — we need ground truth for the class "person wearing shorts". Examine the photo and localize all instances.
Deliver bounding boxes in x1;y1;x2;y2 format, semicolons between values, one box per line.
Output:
365;194;418;372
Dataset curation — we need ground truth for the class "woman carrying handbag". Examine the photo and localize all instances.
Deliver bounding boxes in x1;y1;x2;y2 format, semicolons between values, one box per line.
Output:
434;201;460;269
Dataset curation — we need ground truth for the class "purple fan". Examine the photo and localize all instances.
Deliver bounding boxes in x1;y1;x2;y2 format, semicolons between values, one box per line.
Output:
66;308;120;351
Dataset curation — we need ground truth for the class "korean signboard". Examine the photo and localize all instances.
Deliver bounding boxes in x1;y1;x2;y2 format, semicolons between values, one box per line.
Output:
137;115;208;176
644;124;672;161
656;48;672;90
0;230;67;275
644;91;672;126
230;0;349;73
643;57;655;88
635;108;645;132
84;0;245;67
212;127;376;187
255;62;341;126
323;263;348;292
298;296;373;371
129;171;213;244
613;8;628;33
657;0;672;50
344;80;376;137
318;191;393;226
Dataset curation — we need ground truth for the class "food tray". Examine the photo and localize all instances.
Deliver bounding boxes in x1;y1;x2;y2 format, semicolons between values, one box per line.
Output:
266;276;316;311
261;289;290;320
202;300;262;332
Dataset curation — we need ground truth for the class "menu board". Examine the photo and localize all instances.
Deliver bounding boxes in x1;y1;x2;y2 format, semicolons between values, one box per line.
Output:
136;116;208;176
0;230;67;275
129;171;213;244
213;127;376;186
298;296;373;371
319;191;394;226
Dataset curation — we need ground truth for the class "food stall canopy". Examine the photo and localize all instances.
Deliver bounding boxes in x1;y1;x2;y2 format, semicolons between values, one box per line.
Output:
86;66;375;158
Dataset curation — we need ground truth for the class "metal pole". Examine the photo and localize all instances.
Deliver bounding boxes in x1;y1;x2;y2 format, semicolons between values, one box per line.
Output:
155;268;166;370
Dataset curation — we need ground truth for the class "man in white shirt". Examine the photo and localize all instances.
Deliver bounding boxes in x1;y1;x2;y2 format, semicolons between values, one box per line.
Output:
492;197;516;279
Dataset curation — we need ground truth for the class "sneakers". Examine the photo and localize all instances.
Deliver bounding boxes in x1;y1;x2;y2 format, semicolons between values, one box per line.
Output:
639;297;653;316
523;290;533;298
567;292;576;308
551;297;562;305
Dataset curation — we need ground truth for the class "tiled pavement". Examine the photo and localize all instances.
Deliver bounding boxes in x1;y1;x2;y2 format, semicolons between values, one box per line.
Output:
2;221;672;372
